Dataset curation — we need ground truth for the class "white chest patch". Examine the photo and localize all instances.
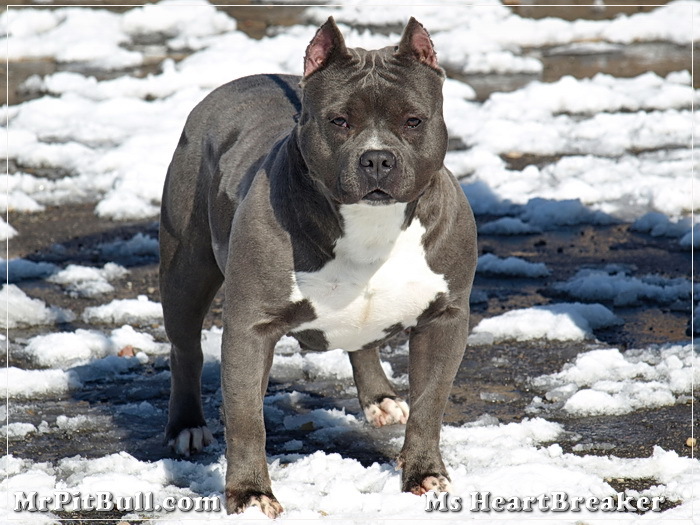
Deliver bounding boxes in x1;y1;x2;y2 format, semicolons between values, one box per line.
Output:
289;203;448;351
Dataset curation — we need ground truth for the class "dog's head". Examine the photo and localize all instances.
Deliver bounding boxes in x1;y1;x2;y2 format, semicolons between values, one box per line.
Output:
296;17;448;206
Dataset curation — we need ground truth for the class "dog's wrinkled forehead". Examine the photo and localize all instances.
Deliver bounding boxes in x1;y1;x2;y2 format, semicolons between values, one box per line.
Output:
347;47;403;83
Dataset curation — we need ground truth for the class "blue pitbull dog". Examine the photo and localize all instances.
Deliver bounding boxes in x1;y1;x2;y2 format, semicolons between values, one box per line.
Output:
159;17;477;518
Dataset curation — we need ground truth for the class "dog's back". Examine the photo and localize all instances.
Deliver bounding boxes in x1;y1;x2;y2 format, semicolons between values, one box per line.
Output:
160;73;301;272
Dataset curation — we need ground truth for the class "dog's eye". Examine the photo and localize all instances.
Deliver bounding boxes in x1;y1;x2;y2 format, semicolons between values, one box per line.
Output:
331;117;349;128
406;118;422;129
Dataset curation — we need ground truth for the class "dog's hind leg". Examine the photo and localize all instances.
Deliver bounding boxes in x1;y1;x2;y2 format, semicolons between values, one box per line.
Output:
160;221;223;456
349;347;409;427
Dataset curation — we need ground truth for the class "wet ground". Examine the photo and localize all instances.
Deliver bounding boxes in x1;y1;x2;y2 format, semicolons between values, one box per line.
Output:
3;2;698;523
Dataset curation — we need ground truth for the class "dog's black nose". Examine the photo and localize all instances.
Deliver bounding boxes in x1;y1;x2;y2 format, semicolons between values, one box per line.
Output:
359;150;396;180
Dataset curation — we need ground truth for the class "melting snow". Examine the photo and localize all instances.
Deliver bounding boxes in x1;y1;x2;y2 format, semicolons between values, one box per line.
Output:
471;303;622;342
529;344;697;416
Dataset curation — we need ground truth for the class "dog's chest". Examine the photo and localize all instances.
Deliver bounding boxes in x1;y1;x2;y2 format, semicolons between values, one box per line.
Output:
290;203;448;351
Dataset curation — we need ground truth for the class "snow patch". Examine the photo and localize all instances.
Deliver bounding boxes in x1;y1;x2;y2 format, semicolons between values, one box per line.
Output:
81;295;163;325
98;233;159;262
1;8;142;69
631;212;692;239
479;217;543;235
0;218;18;241
472;302;622;342
0;284;75;329
3;258;58;282
6;367;81;398
19;325;166;368
48;263;128;297
0;422;37;439
477;253;550;278
529;344;697;416
553;267;690;306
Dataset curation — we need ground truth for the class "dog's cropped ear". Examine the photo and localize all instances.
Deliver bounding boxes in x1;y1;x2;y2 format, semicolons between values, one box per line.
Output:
303;17;350;78
396;17;441;71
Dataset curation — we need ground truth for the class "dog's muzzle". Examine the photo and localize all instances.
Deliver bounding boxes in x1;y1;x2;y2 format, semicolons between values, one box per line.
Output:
359;149;397;204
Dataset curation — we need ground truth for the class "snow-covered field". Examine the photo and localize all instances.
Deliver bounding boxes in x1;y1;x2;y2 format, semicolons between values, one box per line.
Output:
1;1;697;523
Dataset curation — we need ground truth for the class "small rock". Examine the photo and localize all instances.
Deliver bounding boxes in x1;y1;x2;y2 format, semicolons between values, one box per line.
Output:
299;421;315;432
686;437;696;448
118;345;135;357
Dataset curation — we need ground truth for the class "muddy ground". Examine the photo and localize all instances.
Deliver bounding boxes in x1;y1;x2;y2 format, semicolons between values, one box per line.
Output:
3;2;698;523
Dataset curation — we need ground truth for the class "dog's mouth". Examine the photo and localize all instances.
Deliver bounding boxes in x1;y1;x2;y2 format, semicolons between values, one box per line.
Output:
361;189;395;204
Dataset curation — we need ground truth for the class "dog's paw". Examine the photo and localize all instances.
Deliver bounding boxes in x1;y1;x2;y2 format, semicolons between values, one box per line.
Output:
408;475;452;496
168;426;214;457
227;492;283;519
364;397;409;427
248;494;284;519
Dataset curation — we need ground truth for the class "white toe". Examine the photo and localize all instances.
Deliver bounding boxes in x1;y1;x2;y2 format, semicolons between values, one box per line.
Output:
169;426;214;456
175;430;191;456
191;427;203;452
365;398;410;427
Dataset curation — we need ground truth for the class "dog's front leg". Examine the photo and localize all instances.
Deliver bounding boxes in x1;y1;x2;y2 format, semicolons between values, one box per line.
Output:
349;347;409;427
221;321;282;518
398;303;470;495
